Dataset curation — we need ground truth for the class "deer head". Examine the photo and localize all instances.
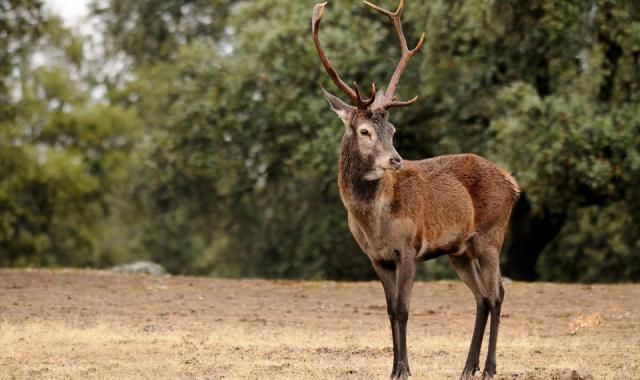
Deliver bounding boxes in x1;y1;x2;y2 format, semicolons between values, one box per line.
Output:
312;0;425;181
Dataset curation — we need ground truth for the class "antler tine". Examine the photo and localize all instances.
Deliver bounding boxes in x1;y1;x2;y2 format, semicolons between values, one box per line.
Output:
368;82;377;103
386;95;418;109
353;82;377;108
363;0;403;18
363;0;425;109
312;3;358;104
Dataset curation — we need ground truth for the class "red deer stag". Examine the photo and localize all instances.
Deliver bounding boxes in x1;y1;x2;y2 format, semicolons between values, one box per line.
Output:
311;1;520;379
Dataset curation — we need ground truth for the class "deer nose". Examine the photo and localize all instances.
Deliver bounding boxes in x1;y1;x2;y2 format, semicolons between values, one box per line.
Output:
390;156;403;170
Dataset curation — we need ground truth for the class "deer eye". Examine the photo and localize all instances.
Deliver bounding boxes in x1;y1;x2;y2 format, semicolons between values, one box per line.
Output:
359;129;370;136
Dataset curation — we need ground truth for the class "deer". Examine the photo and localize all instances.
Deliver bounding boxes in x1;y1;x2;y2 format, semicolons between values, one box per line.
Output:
311;1;520;379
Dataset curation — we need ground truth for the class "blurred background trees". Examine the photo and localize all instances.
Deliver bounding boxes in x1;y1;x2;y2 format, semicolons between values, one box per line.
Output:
1;0;639;282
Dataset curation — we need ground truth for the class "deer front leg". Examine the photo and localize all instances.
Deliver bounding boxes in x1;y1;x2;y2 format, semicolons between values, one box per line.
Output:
372;251;416;380
372;260;400;378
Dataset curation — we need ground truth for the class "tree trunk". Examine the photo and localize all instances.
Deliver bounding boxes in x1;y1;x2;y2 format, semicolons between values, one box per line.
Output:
502;194;566;281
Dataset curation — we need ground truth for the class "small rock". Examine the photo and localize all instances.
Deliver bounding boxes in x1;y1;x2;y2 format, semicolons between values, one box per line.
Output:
111;261;166;276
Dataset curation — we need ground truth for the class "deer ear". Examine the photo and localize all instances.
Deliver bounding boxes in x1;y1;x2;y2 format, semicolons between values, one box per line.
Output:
322;87;353;125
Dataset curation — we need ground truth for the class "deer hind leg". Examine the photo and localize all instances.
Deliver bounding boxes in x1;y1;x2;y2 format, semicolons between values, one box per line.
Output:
449;252;490;380
473;237;505;380
482;279;504;380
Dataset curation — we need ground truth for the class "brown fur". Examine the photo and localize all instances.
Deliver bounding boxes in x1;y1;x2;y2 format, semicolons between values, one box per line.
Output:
337;124;519;380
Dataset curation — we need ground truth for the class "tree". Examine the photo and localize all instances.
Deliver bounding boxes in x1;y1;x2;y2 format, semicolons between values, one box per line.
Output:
0;4;141;267
89;0;236;66
2;0;634;281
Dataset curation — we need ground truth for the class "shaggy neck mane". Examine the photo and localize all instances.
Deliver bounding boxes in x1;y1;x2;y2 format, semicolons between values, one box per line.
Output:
338;133;380;207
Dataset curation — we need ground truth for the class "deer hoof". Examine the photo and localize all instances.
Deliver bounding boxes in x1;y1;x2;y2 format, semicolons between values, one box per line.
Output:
391;362;410;380
460;371;477;380
481;373;494;380
459;363;479;380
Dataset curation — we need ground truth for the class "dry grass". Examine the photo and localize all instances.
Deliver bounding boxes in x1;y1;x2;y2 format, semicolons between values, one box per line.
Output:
0;269;639;379
568;313;603;336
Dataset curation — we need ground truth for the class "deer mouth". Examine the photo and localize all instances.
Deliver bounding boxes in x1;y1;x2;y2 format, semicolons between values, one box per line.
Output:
389;162;402;171
383;160;403;172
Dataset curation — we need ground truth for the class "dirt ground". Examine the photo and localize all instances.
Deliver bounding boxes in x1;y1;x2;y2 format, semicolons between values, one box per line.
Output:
0;269;638;379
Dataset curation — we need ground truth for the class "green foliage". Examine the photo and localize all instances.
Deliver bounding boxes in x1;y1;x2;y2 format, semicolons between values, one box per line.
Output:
2;0;639;282
491;84;636;208
89;0;236;66
0;3;142;267
538;203;640;282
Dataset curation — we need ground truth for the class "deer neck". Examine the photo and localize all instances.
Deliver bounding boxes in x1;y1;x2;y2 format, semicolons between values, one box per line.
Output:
337;135;389;216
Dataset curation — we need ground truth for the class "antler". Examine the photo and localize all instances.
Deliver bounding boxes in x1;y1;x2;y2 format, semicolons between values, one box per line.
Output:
364;0;425;109
312;2;376;109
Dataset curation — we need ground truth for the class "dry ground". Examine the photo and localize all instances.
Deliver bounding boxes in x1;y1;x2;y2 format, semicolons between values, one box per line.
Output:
0;269;639;379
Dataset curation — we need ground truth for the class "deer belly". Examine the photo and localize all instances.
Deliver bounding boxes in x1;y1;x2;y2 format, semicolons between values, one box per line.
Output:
363;235;408;262
415;231;476;261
